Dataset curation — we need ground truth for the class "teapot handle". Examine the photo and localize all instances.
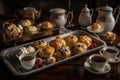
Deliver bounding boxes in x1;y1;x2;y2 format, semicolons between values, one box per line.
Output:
67;11;73;26
113;6;120;24
90;8;94;16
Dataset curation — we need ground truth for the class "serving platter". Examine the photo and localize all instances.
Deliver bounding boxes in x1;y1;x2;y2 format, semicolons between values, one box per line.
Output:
0;30;106;76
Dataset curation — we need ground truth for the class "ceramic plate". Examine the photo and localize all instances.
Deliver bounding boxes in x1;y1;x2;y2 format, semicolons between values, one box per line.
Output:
99;49;120;63
87;26;104;33
84;60;111;74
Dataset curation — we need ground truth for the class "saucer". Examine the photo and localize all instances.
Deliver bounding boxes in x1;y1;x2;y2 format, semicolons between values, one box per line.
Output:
99;50;120;63
84;60;111;74
87;26;104;34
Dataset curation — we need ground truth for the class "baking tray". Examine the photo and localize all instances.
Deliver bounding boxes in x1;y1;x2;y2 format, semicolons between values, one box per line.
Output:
0;30;106;76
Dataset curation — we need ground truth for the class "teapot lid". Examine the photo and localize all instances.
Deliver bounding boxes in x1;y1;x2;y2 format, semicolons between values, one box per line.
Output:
81;5;90;12
50;8;66;14
24;7;38;13
98;5;113;11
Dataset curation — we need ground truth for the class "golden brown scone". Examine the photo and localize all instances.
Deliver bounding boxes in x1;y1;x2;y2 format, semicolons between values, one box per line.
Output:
25;25;38;34
78;35;92;47
50;36;66;50
42;21;54;30
38;46;55;58
72;42;87;55
92;23;102;32
64;35;78;48
33;40;47;49
19;19;32;26
55;46;71;59
46;56;56;64
105;31;117;41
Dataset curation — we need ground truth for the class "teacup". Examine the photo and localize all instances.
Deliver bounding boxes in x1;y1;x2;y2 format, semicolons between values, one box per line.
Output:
99;46;120;60
88;54;107;72
19;53;42;70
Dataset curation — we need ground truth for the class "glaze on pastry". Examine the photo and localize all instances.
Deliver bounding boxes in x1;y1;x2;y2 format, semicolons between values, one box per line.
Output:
33;40;47;49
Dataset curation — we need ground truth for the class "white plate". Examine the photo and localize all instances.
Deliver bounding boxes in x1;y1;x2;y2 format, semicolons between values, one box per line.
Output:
84;60;111;74
87;26;104;33
99;49;120;63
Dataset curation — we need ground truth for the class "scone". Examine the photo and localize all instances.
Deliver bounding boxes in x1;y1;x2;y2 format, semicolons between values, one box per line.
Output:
19;19;32;26
72;42;87;55
50;36;66;50
25;25;38;34
64;35;78;48
92;23;102;32
41;21;54;30
55;46;71;59
105;31;117;42
32;40;47;49
38;46;55;58
78;35;92;47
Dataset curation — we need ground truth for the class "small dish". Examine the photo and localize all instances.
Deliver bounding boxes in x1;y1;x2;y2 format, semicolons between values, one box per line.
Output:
84;60;111;74
87;26;104;34
99;49;120;63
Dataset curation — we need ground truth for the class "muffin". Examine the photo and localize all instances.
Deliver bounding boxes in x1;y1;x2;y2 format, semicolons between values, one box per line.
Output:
38;46;55;58
64;35;78;48
78;35;92;47
50;36;66;50
25;25;38;34
19;19;32;26
92;23;102;32
32;40;47;49
40;21;54;30
55;46;71;59
72;42;87;54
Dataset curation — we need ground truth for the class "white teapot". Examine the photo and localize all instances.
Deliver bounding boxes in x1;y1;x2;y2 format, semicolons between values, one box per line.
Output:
96;5;120;34
78;5;93;28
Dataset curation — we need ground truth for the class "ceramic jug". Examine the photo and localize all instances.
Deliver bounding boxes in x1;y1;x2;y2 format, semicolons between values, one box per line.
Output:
78;5;93;28
96;5;120;34
49;8;73;28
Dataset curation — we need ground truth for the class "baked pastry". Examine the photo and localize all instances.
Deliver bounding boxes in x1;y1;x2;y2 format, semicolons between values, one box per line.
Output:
38;46;55;58
4;22;22;38
26;45;36;53
41;21;54;30
72;42;87;54
50;36;66;50
32;40;47;49
105;31;117;42
55;46;71;59
25;25;38;34
78;35;92;47
64;35;78;48
46;56;56;64
92;23;102;32
19;19;32;26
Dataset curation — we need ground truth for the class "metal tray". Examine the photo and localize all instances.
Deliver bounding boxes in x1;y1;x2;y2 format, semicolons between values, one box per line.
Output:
0;30;106;77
